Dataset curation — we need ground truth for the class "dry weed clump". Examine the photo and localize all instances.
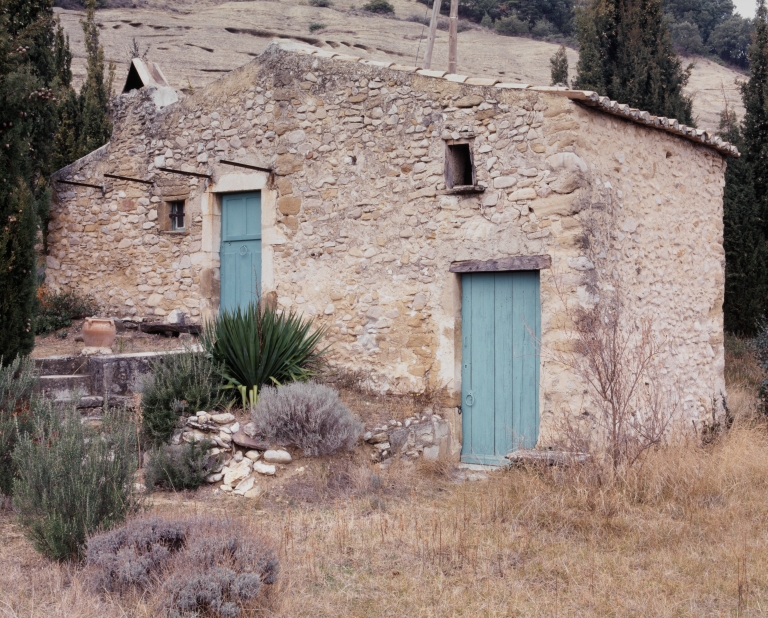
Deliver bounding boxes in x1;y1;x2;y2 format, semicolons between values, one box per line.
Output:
266;426;768;617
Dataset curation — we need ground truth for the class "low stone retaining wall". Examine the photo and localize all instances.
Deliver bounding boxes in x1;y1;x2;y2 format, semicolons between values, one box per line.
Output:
35;350;184;410
364;408;461;464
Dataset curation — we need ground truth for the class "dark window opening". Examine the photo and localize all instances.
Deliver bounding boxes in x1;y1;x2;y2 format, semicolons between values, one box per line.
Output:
445;143;475;188
169;201;185;230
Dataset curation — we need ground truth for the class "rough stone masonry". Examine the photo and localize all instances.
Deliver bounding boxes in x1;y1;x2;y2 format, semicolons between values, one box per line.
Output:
47;40;732;446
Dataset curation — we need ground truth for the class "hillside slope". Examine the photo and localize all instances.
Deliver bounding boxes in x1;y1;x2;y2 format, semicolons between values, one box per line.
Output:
56;0;745;131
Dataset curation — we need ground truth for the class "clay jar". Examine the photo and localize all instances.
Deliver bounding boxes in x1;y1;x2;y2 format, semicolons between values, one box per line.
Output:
82;317;117;349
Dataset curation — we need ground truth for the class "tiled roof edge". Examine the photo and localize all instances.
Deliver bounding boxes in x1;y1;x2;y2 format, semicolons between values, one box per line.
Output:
272;39;739;158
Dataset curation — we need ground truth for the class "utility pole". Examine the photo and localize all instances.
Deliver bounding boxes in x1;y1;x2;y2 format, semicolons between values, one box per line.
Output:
422;0;441;69
448;0;458;74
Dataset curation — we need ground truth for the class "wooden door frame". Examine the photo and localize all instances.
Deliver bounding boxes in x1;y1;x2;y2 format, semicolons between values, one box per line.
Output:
452;255;550;464
199;171;280;321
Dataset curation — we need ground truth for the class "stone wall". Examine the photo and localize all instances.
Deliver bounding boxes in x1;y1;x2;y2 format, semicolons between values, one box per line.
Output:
47;42;728;442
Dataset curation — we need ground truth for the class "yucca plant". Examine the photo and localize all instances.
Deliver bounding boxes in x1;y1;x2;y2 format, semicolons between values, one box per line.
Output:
202;300;328;408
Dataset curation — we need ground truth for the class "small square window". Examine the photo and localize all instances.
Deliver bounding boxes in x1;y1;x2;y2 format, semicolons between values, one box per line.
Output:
169;201;185;231
445;142;475;188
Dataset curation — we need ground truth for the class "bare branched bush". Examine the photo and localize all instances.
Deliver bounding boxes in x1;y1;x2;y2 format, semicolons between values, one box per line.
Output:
551;286;679;470
251;382;363;456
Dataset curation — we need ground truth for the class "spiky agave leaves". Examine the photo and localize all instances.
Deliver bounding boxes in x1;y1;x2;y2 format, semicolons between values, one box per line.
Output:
202;300;328;408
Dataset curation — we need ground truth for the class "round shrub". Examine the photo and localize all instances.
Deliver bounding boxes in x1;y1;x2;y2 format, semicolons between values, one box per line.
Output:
86;517;189;593
251;382;363;456
87;516;279;617
362;0;394;13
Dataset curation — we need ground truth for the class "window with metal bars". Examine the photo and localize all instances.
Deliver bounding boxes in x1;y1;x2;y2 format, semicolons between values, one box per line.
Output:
169;201;185;231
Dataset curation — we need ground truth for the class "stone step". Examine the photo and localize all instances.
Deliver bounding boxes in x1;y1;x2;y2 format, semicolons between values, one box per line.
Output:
36;374;91;401
35;356;90;376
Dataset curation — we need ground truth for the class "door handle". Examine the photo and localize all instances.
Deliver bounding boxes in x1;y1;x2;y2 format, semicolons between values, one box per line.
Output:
465;392;475;407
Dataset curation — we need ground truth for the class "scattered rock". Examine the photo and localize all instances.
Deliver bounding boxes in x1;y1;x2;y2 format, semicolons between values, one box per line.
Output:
222;459;252;485
233;476;255;495
244;485;265;499
253;461;276;476
232;431;270;450
245;450;261;461
206;472;224;483
211;413;236;424
367;432;389;444
263;449;292;464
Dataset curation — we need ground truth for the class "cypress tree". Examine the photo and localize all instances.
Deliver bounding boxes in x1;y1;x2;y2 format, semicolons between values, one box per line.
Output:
741;0;768;229
0;0;60;362
574;0;695;125
719;0;768;335
719;111;768;334
51;20;80;170
77;0;113;158
550;45;569;86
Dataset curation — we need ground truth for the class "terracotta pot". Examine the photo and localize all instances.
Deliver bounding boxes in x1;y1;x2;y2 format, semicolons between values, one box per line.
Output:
82;317;116;348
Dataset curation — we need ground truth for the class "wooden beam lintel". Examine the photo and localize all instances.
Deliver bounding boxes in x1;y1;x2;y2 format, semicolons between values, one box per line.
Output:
103;173;154;185
449;255;552;273
56;179;104;191
158;167;212;179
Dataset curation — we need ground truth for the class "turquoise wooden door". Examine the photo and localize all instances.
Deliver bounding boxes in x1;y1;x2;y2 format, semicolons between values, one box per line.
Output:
461;271;541;465
220;192;261;312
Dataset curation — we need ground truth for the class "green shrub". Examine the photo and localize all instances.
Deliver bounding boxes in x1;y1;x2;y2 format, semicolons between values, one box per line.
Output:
531;17;556;38
0;356;37;496
34;287;98;336
145;440;219;491
495;14;529;35
202;300;327;408
12;406;139;561
309;0;332;6
309;22;326;32
362;0;394;13
139;351;227;445
86;516;279;617
251;382;362;456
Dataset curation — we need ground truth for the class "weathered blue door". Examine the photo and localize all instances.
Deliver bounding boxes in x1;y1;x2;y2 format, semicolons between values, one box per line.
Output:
461;271;541;465
220;192;261;312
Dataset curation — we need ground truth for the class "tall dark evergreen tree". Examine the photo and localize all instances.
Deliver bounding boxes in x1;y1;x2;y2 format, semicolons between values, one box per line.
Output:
77;0;112;158
742;0;768;226
574;0;695;125
719;0;768;335
719;110;768;334
0;0;60;363
550;44;569;86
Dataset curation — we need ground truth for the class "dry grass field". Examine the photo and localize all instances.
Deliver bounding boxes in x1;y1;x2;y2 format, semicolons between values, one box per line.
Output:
55;0;745;131
2;340;768;617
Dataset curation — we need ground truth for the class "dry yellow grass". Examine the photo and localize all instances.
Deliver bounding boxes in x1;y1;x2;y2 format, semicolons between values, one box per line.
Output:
2;349;768;617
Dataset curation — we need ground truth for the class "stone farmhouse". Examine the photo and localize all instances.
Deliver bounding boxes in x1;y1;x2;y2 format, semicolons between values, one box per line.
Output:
47;41;734;464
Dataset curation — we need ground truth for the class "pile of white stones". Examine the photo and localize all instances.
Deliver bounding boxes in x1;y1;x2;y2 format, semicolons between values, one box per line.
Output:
171;411;295;498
